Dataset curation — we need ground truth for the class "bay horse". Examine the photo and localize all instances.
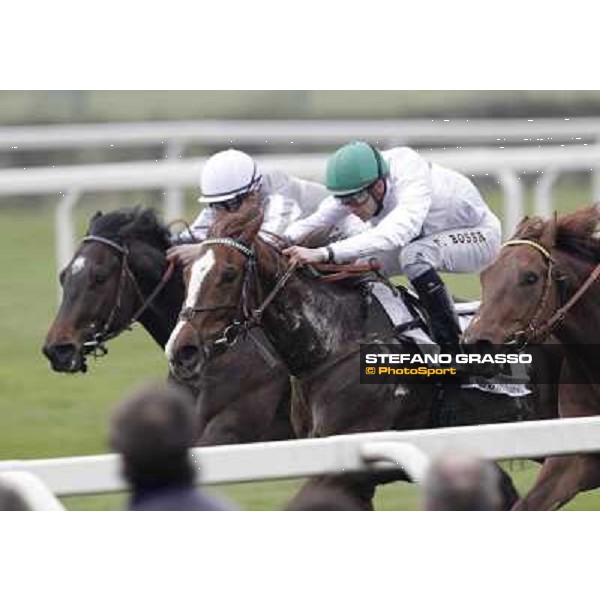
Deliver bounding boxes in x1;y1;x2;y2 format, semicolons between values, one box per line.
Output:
464;204;600;510
166;203;560;509
42;207;293;445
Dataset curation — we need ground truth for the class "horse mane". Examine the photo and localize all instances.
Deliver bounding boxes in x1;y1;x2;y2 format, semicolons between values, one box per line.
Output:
209;199;264;240
513;203;600;262
87;206;171;251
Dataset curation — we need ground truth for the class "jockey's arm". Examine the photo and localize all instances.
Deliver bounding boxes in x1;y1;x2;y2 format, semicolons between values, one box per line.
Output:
327;178;432;263
284;195;349;243
284;153;432;265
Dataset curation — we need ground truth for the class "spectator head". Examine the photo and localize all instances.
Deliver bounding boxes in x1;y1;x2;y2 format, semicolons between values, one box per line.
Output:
110;382;198;490
422;451;503;511
0;479;30;511
286;486;364;511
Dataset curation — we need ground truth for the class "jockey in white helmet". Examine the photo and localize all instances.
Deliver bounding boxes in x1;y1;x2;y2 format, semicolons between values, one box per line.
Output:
283;141;502;353
168;148;327;267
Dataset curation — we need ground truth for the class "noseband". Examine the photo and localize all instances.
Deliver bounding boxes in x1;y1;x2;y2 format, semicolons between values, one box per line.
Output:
78;235;175;357
503;238;600;346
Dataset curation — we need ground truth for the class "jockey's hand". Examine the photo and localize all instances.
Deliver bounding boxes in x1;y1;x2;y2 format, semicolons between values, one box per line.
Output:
166;244;204;268
282;245;327;265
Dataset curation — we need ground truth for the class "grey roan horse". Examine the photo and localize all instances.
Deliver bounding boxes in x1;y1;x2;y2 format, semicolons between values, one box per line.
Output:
167;204;560;509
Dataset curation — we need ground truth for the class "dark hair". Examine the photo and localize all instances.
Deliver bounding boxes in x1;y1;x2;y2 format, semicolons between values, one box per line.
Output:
423;453;502;511
0;480;29;511
110;382;198;490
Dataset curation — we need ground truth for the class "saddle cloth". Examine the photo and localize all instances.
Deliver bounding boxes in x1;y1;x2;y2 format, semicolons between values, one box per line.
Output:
369;281;531;398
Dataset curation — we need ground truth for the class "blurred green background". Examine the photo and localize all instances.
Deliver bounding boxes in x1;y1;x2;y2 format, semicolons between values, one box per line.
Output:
2;91;600;123
1;91;599;510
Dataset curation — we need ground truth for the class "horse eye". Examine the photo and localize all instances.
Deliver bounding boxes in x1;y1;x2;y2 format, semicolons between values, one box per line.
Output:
93;271;110;285
221;267;238;284
521;271;539;285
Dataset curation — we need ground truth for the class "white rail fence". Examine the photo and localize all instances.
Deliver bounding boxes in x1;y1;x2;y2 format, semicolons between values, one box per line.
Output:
2;117;600;152
1;417;600;509
1;144;600;284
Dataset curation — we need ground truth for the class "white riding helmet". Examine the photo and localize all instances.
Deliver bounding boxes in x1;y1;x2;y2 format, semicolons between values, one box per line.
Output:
199;149;262;204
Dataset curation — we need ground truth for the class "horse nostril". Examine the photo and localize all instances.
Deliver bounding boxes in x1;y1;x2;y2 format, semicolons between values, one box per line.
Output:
176;344;200;368
43;343;77;366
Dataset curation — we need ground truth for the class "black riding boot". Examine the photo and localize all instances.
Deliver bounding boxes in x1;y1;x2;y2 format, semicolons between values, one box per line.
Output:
410;268;462;353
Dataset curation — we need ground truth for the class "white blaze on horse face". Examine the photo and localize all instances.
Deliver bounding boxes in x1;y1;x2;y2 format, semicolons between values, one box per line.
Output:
165;250;215;362
165;320;185;361
71;256;86;276
186;250;216;308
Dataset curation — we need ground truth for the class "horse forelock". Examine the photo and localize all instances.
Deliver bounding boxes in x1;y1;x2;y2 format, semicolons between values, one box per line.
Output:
209;202;264;242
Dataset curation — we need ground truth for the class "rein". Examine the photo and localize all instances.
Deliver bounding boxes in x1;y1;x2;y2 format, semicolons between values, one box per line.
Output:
502;238;600;344
79;235;175;356
181;235;383;353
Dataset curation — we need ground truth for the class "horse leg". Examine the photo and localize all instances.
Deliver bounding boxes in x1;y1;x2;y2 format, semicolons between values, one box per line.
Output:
512;453;600;510
494;464;520;509
290;473;384;510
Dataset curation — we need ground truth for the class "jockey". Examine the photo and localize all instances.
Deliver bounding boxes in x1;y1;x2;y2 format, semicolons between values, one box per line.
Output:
168;148;328;267
283;141;502;353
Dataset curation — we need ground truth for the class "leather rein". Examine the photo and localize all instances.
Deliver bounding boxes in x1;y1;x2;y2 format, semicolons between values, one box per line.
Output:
78;235;175;357
178;236;382;352
503;238;600;346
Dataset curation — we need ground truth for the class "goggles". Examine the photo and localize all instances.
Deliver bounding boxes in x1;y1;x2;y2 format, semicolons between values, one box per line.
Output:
208;181;261;212
336;188;372;207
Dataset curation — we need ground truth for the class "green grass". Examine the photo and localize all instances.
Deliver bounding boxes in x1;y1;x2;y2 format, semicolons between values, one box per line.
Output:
1;178;599;509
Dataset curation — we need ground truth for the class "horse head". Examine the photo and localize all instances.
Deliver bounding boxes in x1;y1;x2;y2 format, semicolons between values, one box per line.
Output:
43;207;179;373
166;203;267;381
464;205;600;349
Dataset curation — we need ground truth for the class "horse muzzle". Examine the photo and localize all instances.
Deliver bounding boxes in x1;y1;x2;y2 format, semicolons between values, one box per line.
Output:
170;342;206;381
42;342;87;373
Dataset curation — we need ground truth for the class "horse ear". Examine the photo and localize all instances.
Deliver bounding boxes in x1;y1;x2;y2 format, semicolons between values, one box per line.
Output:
513;215;531;237
541;211;558;248
86;211;103;234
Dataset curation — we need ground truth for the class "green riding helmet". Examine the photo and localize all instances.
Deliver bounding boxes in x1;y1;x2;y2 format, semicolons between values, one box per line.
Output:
325;141;390;196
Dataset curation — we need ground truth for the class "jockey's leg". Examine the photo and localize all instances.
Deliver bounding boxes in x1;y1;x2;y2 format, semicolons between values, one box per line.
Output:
400;212;501;351
410;267;462;352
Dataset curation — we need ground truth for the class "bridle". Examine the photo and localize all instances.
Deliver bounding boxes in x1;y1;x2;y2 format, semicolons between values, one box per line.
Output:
177;236;297;353
77;235;175;357
502;238;600;347
177;234;385;360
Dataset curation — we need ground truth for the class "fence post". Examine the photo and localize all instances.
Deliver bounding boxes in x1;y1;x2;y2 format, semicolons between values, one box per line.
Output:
55;188;81;302
498;170;524;238
163;140;185;222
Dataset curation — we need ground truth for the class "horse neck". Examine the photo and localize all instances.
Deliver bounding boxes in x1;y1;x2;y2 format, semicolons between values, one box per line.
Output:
552;249;600;346
254;243;383;376
129;250;185;349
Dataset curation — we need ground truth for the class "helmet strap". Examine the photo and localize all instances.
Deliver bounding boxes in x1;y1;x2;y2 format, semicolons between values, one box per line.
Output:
371;178;386;217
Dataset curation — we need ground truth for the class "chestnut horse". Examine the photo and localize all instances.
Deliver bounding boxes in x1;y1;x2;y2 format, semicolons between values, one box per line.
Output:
42;207;293;445
465;204;600;510
166;204;563;509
